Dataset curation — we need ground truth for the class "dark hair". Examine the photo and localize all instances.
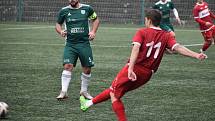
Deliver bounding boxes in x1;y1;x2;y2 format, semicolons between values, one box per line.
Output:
145;9;162;26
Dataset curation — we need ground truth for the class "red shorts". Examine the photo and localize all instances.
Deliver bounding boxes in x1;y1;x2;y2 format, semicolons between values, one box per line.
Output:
201;25;215;42
110;64;153;99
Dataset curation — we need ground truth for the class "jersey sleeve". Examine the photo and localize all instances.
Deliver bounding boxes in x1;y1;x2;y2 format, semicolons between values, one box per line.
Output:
166;34;178;50
169;2;175;9
88;6;97;20
152;4;158;9
132;29;144;45
57;9;66;24
193;7;206;25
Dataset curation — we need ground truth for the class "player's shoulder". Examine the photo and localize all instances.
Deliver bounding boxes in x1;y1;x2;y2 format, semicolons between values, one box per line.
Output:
61;5;70;10
137;27;148;33
166;0;174;6
166;0;172;3
193;3;200;10
59;5;71;13
155;0;172;5
203;2;208;6
80;3;90;7
194;2;208;8
137;27;165;34
80;3;92;9
155;1;161;5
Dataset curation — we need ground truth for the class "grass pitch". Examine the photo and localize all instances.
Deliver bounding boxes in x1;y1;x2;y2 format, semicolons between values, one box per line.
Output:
0;23;215;121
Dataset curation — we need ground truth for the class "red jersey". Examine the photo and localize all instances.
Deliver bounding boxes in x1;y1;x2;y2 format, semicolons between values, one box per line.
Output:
131;27;177;72
193;2;215;31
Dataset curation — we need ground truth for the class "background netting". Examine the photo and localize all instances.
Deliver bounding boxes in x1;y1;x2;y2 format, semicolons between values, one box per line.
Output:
0;0;215;27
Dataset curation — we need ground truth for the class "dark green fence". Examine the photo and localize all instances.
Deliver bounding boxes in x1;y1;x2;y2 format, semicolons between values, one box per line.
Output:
0;0;214;26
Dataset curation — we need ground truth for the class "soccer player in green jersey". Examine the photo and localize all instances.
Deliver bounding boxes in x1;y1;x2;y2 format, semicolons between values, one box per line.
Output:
153;0;181;37
55;0;100;100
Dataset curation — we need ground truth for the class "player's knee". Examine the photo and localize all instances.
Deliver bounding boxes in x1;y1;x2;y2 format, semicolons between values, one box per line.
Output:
82;67;91;74
110;92;118;103
64;64;73;71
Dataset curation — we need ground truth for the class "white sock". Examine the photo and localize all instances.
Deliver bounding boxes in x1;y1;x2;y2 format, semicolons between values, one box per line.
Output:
61;70;72;92
81;73;91;92
86;100;93;107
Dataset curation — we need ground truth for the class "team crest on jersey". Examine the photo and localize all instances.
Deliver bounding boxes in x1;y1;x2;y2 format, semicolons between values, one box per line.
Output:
160;6;162;9
81;10;85;14
167;3;169;7
68;13;71;16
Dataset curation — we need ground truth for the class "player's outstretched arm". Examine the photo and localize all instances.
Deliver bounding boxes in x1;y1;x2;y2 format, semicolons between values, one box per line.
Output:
55;23;67;38
173;44;207;60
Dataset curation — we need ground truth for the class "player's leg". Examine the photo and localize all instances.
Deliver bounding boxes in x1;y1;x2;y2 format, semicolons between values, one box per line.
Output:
201;31;213;52
109;65;153;121
80;67;93;99
57;45;78;100
79;65;129;111
108;65;134;121
57;64;73;100
80;88;111;111
78;42;94;99
110;92;127;121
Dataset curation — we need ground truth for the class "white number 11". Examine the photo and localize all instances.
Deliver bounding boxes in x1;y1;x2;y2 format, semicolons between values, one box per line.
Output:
146;41;161;59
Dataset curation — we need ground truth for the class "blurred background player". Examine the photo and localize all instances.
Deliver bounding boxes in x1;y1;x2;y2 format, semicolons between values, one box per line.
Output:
193;0;215;53
55;0;100;100
80;9;207;121
153;0;181;37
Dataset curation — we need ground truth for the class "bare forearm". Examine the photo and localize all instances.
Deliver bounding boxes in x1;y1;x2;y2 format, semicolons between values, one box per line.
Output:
174;44;199;59
129;44;140;70
55;23;63;35
91;18;100;33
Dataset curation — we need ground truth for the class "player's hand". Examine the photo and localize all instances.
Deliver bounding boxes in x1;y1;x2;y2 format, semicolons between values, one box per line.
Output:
128;69;137;81
176;17;182;25
60;30;67;37
89;31;96;41
196;53;208;60
205;22;213;27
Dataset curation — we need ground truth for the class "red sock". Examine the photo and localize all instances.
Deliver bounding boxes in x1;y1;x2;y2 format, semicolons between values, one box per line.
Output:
112;100;127;121
202;42;211;51
92;88;111;104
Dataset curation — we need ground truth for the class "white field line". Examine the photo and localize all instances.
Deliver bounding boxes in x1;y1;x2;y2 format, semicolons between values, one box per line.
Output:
0;26;54;30
0;42;203;47
0;25;200;32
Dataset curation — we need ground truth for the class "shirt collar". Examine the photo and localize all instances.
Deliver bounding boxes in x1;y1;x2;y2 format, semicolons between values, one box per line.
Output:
150;27;162;30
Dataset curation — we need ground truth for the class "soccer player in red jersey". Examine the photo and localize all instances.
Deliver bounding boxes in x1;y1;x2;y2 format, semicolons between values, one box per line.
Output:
80;9;207;121
193;0;215;52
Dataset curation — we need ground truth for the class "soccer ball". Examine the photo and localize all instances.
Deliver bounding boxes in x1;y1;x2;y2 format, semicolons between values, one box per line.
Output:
0;102;9;118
